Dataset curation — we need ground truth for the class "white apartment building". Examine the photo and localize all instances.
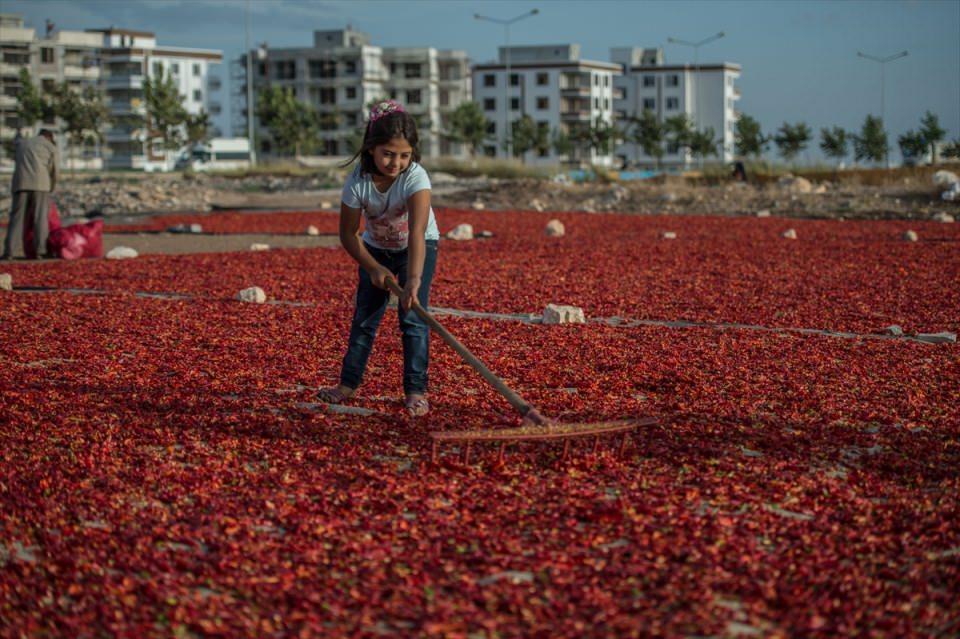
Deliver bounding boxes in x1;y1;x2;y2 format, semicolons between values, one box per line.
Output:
91;28;222;170
0;14;102;168
235;27;471;159
612;47;741;168
472;44;620;167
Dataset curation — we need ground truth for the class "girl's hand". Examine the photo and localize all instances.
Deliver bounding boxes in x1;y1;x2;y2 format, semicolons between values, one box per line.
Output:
368;265;393;290
401;276;421;311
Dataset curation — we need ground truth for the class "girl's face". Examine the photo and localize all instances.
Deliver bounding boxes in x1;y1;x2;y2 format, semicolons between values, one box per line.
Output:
371;137;413;178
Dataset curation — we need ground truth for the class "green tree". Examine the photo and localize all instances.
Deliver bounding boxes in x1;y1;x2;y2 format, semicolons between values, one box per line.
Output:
630;109;664;167
734;113;767;159
918;111;946;164
14;69;46;134
853;115;887;164
689;126;721;163
550;127;575;160
773;121;812;161
819;127;849;165
51;82;110;170
256;86;320;156
943;139;960;160
577;117;617;159
897;129;927;165
143;68;188;150
445;101;489;158
664;114;695;157
509;115;547;159
185;109;212;145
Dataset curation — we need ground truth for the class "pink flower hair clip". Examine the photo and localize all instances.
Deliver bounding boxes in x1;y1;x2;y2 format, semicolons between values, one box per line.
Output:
369;99;405;124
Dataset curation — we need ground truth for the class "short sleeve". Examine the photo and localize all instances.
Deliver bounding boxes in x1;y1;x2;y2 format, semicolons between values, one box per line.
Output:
403;163;432;198
341;167;363;209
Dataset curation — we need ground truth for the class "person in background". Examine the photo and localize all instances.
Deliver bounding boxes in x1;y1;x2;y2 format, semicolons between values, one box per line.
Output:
2;128;59;260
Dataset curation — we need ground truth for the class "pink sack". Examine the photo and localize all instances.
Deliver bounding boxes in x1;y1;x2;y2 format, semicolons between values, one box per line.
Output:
48;219;104;260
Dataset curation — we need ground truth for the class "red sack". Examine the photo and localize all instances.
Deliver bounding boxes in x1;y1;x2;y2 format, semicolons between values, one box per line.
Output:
48;219;104;260
23;199;62;259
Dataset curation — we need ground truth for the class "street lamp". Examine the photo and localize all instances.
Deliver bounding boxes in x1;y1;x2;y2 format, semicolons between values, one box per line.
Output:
474;8;539;159
857;50;908;168
667;31;724;166
244;0;256;166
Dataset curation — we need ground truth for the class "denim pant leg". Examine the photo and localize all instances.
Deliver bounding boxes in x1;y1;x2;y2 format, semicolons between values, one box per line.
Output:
397;240;438;395
339;264;389;390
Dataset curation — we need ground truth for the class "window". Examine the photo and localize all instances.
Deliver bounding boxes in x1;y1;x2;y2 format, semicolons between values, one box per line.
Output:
41;78;55;93
41;48;54;64
621;87;627;99
484;145;496;157
667;74;679;87
594;97;599;109
439;89;449;106
604;98;609;110
509;73;520;86
407;89;422;104
667;141;679;154
643;98;656;110
604;75;609;87
193;63;201;76
486;121;496;135
153;61;163;76
510;97;520;110
483;97;496;111
171;63;180;75
404;63;421;78
593;74;599;87
536;96;549;110
643;75;655;87
309;60;335;79
346;86;356;99
319;87;335;104
275;60;295;79
727;98;734;109
483;74;495;87
536;72;548;86
323;139;338;155
193;89;202;101
258;62;266;76
344;60;357;74
390;62;397;74
260;139;272;154
666;97;679;110
389;89;398;99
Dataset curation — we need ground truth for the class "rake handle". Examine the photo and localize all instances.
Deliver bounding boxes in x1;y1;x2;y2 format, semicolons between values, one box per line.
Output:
386;278;532;417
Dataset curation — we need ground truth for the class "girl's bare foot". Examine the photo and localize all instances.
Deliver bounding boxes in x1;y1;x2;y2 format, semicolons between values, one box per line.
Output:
405;394;429;417
316;385;355;404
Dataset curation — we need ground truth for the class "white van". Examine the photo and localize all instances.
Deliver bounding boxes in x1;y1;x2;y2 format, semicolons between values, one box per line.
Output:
177;138;251;172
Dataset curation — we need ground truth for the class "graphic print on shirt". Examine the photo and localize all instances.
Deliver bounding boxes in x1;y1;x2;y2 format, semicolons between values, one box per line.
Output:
365;198;409;249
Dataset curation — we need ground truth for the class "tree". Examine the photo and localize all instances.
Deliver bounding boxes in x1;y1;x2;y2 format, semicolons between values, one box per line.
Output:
445;101;489;158
852;115;887;164
819;127;849;165
185;109;212;145
897;129;927;165
773;121;812;162
256;86;320;156
577;117;617;160
664;114;695;157
143;68;188;151
550;127;575;161
689;127;721;163
14;69;46;134
918;111;946;164
509;115;547;159
943;139;960;160
630;109;664;167
51;82;109;170
734;114;768;159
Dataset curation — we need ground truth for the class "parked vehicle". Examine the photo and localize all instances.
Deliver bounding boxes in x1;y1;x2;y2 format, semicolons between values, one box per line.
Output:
175;138;251;172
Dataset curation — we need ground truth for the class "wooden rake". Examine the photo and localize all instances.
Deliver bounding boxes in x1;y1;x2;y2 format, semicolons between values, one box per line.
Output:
386;279;658;463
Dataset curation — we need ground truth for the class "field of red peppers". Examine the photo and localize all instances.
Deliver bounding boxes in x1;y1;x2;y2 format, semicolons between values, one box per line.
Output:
2;209;959;637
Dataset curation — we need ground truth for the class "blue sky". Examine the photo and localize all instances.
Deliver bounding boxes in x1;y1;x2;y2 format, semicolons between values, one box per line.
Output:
8;0;960;162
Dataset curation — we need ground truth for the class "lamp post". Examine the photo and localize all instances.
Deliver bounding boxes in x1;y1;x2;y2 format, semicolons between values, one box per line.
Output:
244;0;256;165
857;50;907;168
474;9;539;159
667;32;724;167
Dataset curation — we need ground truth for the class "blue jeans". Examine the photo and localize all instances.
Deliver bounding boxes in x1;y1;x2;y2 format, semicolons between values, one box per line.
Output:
340;240;438;395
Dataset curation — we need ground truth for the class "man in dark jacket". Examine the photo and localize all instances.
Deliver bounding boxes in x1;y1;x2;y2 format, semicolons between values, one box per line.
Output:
2;129;59;259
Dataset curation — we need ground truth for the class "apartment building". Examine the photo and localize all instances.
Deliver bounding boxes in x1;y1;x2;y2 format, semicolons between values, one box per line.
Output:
471;44;620;166
0;14;102;168
612;46;741;168
234;27;471;159
91;28;222;170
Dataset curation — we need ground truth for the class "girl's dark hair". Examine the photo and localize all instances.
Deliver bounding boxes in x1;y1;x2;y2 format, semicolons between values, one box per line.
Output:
343;111;421;175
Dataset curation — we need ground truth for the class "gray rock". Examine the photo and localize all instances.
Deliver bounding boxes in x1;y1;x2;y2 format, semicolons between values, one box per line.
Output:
781;228;798;240
545;219;565;237
0;273;11;291
884;325;904;336
106;246;138;259
237;286;267;303
446;223;474;241
543;303;585;325
902;230;918;242
306;225;320;236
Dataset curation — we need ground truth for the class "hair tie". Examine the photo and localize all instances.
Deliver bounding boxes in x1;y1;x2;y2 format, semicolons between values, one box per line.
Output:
369;99;405;124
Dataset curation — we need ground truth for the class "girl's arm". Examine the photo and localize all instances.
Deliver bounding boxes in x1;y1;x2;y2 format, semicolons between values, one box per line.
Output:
339;203;392;288
401;189;431;310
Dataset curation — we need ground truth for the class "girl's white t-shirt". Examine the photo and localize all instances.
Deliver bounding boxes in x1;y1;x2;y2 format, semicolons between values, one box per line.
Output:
341;162;440;250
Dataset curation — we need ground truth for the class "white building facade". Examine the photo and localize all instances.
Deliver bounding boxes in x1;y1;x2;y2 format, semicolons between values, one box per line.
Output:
472;44;620;166
612;47;741;168
235;28;471;159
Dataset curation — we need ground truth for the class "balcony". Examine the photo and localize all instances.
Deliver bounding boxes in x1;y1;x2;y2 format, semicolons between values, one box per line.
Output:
0;94;16;107
64;65;100;80
108;99;146;114
208;77;222;90
0;62;24;77
560;110;591;122
107;74;143;89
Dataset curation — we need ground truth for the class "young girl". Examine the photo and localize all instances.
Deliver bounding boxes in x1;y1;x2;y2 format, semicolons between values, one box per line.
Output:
317;100;440;417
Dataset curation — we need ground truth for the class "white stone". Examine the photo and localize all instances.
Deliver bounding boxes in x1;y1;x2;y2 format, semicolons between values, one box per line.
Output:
189;223;203;233
250;243;270;251
237;286;267;303
542;303;586;325
661;231;677;240
471;200;485;210
884;325;904;336
756;209;771;218
778;175;813;194
813;183;828;194
932;212;955;223
106;246;138;259
306;225;320;236
0;273;11;291
446;223;474;241
932;170;959;187
903;230;919;242
319;200;334;210
942;182;960;202
529;198;546;212
915;331;957;344
545;219;565;237
781;228;798;240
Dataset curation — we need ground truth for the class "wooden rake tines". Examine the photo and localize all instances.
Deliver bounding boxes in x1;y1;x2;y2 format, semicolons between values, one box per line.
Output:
429;417;659;464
